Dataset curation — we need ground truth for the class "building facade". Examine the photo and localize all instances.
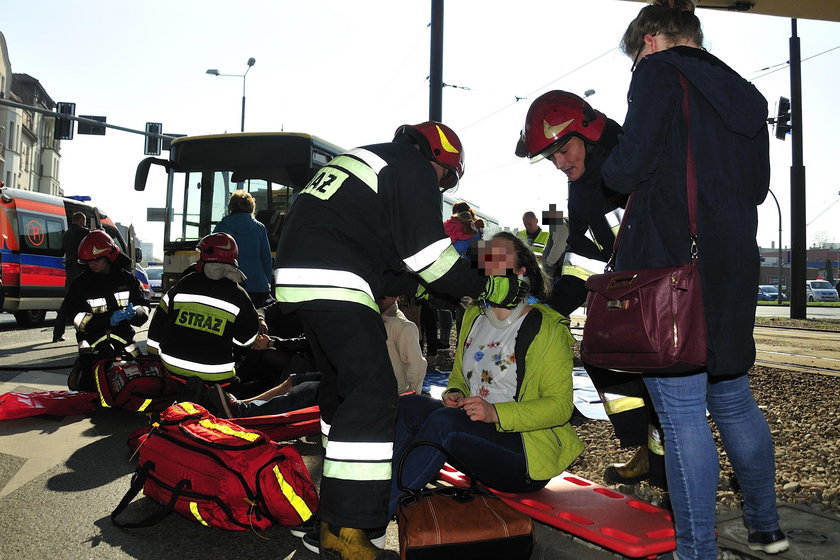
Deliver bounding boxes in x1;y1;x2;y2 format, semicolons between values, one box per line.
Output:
0;32;61;195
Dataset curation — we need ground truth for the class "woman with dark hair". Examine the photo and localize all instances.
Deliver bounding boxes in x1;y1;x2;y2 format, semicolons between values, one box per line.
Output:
386;231;582;517
602;1;785;557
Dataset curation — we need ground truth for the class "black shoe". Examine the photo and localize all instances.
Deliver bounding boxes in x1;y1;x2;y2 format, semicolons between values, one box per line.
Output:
52;335;65;343
302;523;386;555
289;515;317;538
747;528;789;554
207;384;235;418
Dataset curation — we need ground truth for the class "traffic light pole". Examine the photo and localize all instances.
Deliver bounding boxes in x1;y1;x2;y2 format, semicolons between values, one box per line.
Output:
789;18;807;319
429;0;443;121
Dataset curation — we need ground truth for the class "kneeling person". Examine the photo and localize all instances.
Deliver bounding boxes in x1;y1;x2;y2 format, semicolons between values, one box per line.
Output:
147;233;260;399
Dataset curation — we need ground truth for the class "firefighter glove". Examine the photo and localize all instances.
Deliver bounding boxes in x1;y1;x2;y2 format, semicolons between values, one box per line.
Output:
482;275;528;308
109;304;135;326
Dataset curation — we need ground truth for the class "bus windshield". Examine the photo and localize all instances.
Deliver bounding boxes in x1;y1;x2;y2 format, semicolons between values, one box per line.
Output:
138;132;344;256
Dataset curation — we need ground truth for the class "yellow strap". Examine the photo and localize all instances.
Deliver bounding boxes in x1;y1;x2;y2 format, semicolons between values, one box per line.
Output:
137;398;153;412
93;364;110;408
602;396;645;415
272;465;314;521
189;502;210;526
179;402;200;414
198;419;260;442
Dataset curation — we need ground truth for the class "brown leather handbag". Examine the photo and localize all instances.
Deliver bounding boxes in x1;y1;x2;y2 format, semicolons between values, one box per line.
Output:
581;74;708;375
396;441;534;560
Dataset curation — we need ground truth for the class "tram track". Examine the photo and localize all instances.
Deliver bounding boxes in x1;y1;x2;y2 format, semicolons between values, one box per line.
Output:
569;322;840;377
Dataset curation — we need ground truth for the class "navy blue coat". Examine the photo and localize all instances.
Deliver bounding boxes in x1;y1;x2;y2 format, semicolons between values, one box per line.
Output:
602;46;770;377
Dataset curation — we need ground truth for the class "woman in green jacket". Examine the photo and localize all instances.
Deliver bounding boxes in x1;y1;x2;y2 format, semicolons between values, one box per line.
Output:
388;232;583;516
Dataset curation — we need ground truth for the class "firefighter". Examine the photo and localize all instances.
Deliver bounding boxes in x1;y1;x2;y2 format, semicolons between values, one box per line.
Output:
146;233;260;402
519;91;666;490
274;121;526;560
65;230;149;391
517;210;550;256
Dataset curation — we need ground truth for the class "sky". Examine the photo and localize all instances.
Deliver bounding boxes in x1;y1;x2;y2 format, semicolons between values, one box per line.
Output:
3;0;840;258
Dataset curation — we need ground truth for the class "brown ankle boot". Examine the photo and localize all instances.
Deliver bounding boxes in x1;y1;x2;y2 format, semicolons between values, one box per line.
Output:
604;446;650;484
319;523;397;560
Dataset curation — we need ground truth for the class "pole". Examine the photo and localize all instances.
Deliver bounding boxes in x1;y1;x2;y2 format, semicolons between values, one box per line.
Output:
429;0;444;121
768;189;783;305
789;18;807;319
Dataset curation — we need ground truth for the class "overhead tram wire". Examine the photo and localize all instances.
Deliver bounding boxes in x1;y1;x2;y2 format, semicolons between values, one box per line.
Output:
749;44;840;81
460;47;617;132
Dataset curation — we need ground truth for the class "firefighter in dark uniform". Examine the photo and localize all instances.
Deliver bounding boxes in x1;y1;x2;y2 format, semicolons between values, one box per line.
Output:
519;91;666;489
274;121;526;560
146;233;260;403
65;230;149;391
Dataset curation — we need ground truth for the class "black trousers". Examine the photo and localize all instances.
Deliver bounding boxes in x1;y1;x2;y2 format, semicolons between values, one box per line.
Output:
296;308;397;528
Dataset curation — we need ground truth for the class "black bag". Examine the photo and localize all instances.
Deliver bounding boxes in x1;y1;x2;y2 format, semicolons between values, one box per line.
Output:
396;441;534;560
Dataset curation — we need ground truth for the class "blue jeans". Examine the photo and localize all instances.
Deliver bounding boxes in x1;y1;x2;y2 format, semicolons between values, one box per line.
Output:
644;372;780;560
388;394;547;518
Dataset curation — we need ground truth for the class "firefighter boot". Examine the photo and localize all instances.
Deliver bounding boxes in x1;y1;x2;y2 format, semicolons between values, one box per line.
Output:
604;446;650;485
319;523;398;560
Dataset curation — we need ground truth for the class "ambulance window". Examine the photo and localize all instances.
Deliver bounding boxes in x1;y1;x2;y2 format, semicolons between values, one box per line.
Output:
18;212;64;255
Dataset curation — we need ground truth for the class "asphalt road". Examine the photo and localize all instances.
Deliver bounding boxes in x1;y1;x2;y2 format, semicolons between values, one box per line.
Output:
1;308;838;560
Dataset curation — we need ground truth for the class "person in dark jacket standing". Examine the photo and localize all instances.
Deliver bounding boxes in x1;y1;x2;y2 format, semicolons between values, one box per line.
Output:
214;190;274;307
602;1;785;558
274;121;525;560
53;212;90;342
519;91;666;490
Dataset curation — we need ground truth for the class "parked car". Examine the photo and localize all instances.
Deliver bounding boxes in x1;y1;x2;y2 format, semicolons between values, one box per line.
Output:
757;285;784;301
134;264;152;305
146;265;164;303
805;280;840;302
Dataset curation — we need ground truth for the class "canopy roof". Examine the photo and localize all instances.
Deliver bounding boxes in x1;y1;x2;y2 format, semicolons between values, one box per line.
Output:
621;1;840;23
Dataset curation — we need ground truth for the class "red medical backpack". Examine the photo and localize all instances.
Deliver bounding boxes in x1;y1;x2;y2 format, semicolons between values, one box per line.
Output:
111;401;318;531
93;356;181;413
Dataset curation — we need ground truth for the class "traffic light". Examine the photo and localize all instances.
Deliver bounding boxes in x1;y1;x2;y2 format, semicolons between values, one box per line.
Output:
775;97;791;141
54;102;76;140
145;122;162;156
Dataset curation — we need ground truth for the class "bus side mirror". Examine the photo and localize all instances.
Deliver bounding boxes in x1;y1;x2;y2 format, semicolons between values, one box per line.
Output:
135;157;170;191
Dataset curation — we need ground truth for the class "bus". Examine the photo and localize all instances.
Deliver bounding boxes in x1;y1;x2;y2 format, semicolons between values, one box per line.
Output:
134;132;344;292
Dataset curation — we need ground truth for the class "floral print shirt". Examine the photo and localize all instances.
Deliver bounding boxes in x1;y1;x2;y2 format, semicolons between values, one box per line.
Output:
461;311;527;404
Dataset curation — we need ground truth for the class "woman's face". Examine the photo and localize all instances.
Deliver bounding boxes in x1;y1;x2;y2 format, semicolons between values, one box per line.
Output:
479;237;524;277
547;136;586;181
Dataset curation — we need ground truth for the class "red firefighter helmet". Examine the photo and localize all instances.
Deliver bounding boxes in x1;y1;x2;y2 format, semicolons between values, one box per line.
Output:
393;121;465;190
522;91;606;163
77;230;120;263
196;233;239;270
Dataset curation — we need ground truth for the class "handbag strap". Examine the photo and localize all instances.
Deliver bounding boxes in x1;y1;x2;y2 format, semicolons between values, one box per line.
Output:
608;72;699;268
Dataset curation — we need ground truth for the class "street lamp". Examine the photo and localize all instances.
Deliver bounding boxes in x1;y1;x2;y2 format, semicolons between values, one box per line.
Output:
206;57;256;132
767;188;784;305
583;89;596;98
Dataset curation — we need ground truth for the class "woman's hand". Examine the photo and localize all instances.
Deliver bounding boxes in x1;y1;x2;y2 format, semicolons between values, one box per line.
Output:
251;334;272;350
442;390;464;408
459;396;499;423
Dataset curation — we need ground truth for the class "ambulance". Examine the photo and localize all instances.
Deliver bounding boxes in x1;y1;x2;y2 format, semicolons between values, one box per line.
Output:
0;186;141;327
